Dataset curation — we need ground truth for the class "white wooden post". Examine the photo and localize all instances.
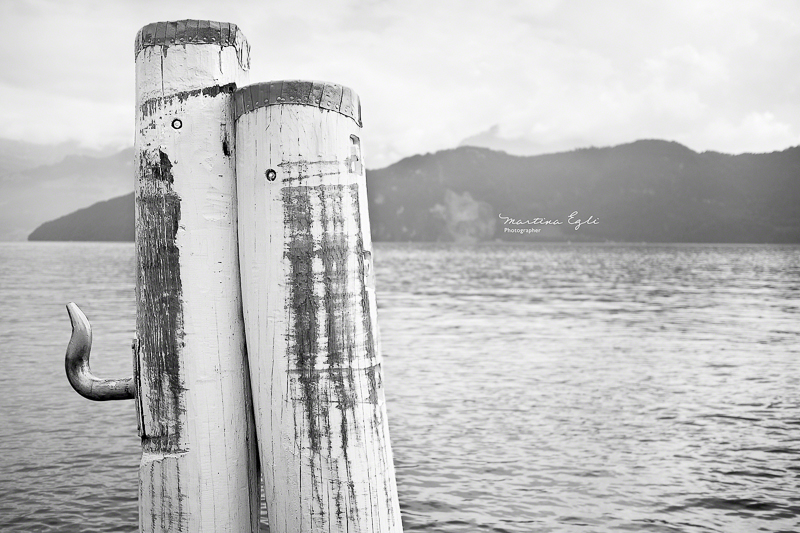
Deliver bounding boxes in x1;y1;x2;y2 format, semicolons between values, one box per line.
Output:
134;20;259;532
234;81;403;532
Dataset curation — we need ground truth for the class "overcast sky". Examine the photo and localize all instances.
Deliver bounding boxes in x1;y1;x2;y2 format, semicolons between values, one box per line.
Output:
2;0;799;167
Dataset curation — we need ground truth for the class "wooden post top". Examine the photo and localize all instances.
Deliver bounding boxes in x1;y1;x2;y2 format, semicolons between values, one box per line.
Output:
135;20;250;68
234;81;362;127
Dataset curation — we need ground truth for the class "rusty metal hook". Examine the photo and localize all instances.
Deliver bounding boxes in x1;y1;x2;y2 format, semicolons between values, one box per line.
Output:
65;302;135;401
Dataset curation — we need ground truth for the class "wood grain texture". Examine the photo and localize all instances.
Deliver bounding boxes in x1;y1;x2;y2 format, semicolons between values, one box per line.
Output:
134;23;259;533
236;92;402;532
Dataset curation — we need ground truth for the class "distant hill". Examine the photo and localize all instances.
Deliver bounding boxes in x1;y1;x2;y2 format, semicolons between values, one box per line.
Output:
27;140;800;243
28;194;134;242
0;138;121;176
367;140;800;243
1;147;133;240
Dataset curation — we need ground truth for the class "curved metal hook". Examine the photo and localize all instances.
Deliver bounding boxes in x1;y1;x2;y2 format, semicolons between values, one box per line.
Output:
65;302;135;401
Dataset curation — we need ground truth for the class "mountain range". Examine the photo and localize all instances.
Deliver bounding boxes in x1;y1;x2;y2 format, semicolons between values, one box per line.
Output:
12;139;800;244
0;143;132;241
366;140;800;243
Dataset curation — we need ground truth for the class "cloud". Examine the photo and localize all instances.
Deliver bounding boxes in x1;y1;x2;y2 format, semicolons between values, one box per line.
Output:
0;82;131;148
700;112;800;154
1;0;799;165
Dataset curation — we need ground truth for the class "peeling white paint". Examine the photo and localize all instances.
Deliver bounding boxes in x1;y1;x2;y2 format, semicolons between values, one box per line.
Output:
135;23;259;533
236;99;403;533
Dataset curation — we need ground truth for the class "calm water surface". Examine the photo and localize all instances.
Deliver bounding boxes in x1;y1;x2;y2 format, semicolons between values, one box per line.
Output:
0;242;798;532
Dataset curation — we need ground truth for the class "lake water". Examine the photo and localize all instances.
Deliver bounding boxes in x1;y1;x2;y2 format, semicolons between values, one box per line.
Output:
0;242;798;532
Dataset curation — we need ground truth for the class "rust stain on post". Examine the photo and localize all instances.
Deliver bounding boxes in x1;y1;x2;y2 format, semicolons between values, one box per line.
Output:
139;83;238;118
284;185;320;454
136;148;186;454
283;183;383;521
319;184;362;521
277;159;342;184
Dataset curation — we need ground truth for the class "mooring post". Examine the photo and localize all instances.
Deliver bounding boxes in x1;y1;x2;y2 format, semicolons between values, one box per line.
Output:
234;81;403;532
134;20;259;532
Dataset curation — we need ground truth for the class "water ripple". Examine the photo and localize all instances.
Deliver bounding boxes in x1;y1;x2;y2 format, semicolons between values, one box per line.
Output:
1;242;798;532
